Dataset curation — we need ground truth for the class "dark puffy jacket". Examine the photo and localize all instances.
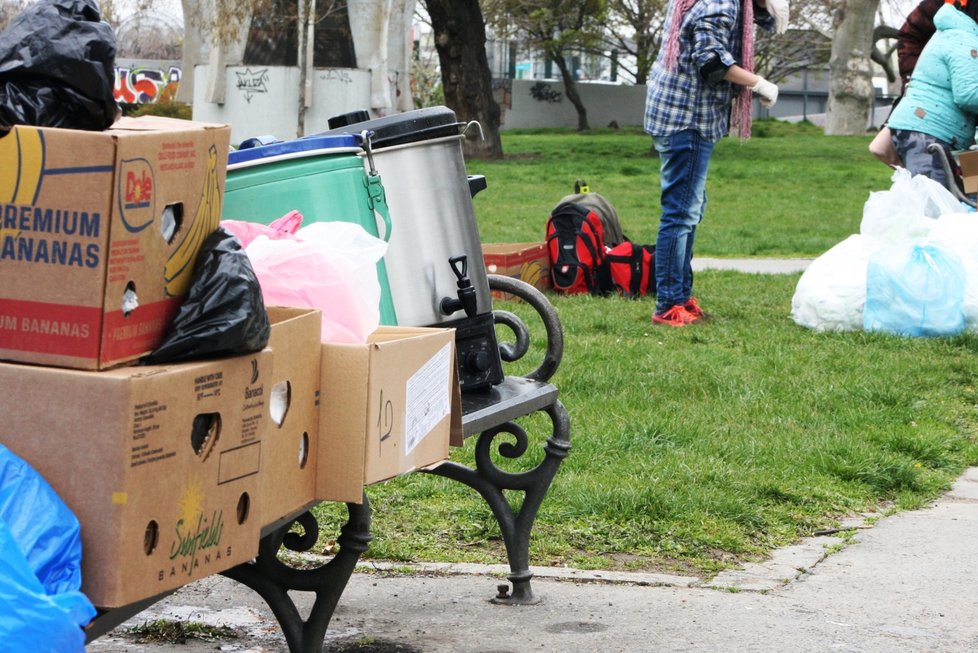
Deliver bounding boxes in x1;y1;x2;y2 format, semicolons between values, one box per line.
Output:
897;0;943;87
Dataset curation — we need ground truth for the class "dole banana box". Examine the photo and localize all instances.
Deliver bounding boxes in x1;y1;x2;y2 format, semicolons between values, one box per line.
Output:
0;349;271;607
0;116;231;370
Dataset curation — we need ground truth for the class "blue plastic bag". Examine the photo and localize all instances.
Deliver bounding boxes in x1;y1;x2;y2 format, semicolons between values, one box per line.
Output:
0;444;96;652
864;243;966;337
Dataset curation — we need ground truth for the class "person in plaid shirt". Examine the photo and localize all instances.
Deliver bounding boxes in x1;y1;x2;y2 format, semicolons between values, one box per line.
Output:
645;0;786;326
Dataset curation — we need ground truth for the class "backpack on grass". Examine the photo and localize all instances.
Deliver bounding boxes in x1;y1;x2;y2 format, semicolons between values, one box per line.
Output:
555;179;626;247
545;201;611;295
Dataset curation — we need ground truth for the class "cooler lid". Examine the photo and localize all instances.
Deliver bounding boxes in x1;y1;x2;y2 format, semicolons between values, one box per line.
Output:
322;106;462;149
228;134;360;168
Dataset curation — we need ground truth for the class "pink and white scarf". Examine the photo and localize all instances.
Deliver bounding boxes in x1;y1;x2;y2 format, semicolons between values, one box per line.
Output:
662;0;756;139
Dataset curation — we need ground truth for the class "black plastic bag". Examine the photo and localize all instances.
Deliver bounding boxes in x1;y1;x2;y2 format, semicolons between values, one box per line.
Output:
143;228;271;364
0;0;118;130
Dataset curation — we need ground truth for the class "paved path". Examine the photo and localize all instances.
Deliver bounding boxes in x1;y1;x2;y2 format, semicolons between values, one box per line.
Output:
87;467;978;653
692;257;813;274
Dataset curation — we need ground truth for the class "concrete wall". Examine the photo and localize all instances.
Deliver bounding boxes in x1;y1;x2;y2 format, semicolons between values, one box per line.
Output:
191;65;373;145
496;78;893;130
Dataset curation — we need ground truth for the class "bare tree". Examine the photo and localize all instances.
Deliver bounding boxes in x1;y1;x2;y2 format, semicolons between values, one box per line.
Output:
486;0;608;132
424;0;503;159
604;0;666;85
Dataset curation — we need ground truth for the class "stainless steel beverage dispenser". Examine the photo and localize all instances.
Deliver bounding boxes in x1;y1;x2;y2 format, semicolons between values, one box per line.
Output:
323;107;504;392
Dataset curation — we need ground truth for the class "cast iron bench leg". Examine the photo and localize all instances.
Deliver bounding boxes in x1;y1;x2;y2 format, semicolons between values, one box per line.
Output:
425;399;570;604
221;497;372;653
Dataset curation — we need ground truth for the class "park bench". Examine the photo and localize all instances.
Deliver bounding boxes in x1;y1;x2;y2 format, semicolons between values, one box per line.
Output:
83;273;570;653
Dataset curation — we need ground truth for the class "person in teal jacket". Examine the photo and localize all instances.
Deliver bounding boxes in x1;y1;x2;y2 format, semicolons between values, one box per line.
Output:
887;0;978;188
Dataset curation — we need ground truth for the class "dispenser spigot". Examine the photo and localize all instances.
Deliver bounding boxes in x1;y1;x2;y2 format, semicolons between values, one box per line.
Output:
440;255;479;317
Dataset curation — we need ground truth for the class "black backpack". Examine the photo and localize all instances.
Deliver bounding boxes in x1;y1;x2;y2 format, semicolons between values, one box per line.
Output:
545;201;612;295
555;180;626;247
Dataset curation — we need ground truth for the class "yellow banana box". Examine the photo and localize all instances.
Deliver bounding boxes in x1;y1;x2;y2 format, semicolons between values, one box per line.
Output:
0;116;231;370
482;242;552;302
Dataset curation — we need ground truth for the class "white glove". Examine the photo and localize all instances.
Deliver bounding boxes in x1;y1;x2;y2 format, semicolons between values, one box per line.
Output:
752;77;779;108
765;0;790;34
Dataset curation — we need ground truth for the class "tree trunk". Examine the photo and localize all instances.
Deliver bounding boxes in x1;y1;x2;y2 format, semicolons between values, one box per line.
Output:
824;0;879;135
423;0;503;159
552;50;590;131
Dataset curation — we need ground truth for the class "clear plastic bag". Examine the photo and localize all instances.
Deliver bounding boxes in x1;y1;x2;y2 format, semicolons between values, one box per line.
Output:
860;168;960;244
0;444;95;652
864;242;966;337
245;221;388;344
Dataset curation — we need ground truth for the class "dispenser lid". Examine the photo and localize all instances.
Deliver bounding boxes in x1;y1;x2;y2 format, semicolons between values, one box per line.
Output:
228;134;360;169
321;106;463;149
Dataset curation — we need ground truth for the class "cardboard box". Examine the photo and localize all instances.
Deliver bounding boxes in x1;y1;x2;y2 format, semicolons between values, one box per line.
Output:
261;307;322;527
318;327;462;503
0;351;270;607
483;242;551;301
0;116;232;370
958;150;978;194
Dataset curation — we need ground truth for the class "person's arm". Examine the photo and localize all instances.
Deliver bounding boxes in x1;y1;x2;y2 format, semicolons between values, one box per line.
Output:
725;64;779;107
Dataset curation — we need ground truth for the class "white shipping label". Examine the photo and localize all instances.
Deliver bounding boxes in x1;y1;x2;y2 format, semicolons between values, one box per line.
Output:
404;342;452;454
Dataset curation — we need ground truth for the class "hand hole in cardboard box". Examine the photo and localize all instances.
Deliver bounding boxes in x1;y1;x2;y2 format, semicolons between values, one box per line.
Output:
190;413;221;461
270;380;291;427
122;280;138;316
299;432;309;469
160;203;184;245
236;493;250;525
144;520;159;555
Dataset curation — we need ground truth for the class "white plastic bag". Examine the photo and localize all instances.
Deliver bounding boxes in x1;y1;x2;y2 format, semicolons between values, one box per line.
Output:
860;168;959;244
245;222;388;344
791;234;879;332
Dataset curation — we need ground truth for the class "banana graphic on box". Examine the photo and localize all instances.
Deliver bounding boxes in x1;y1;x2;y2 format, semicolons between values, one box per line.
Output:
0;127;45;204
163;145;222;297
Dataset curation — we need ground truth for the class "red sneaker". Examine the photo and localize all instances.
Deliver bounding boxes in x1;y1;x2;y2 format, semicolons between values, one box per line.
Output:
652;304;699;327
684;297;710;320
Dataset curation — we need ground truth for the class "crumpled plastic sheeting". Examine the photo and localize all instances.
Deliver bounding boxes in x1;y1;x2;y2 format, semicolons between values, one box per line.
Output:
0;0;118;130
245;221;388;344
791;234;878;332
0;444;96;653
143;227;271;364
864;242;966;337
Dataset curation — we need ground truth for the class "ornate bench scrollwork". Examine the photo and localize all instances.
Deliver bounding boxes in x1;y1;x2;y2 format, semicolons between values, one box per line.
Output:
425;274;571;605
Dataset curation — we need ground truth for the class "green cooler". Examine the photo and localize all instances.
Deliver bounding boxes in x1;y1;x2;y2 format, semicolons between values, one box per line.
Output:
223;134;397;325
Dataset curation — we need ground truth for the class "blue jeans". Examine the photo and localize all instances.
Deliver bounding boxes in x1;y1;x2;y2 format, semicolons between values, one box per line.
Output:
890;128;956;190
652;130;715;314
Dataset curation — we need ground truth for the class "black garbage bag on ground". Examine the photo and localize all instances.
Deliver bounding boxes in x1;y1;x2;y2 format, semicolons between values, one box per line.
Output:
0;0;118;130
143;228;271;364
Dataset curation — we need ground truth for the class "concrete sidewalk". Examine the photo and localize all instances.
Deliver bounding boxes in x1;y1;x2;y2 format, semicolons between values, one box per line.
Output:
87;468;978;653
692;257;813;274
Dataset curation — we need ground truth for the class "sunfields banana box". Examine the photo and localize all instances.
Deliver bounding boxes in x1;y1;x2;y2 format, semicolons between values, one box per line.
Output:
0;350;270;607
0;116;231;370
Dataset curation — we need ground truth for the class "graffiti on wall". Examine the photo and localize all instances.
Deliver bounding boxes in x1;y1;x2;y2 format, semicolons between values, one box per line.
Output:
236;68;271;103
114;66;182;104
530;82;562;104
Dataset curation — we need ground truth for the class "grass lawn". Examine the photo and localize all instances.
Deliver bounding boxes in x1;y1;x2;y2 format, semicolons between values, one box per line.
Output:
312;122;978;576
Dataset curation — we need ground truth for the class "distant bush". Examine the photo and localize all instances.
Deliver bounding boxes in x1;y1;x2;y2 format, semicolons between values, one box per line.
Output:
122;100;193;120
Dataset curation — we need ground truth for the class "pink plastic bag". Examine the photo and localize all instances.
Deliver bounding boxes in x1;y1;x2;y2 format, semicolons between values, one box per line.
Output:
245;222;388;344
221;210;303;248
